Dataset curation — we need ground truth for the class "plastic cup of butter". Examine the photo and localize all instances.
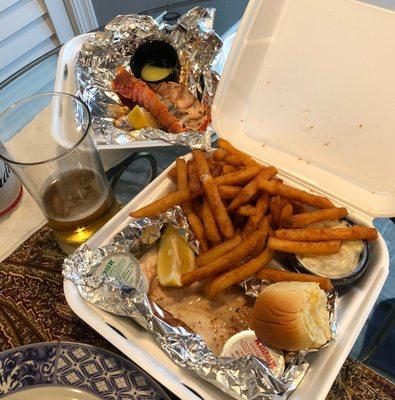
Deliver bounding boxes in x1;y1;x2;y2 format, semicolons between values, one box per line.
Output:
131;40;180;84
221;330;285;378
287;218;369;286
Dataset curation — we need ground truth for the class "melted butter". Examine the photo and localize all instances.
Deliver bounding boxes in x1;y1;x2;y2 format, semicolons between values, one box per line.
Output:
296;220;364;279
141;64;172;82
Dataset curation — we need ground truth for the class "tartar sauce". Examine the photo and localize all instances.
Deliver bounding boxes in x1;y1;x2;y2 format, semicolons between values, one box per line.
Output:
296;220;364;279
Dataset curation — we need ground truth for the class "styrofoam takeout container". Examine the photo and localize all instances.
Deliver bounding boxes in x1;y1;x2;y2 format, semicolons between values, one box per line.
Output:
64;0;393;398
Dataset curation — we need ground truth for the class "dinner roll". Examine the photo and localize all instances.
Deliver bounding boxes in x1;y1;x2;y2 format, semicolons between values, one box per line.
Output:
252;281;331;351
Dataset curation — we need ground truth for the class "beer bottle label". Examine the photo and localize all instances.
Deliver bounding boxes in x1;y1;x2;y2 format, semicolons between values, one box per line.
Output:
0;161;22;217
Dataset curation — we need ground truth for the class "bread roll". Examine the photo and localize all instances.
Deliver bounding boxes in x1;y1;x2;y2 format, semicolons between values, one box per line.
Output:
252;281;331;351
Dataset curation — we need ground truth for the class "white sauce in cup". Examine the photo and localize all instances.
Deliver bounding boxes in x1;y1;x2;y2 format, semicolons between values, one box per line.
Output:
296;220;364;279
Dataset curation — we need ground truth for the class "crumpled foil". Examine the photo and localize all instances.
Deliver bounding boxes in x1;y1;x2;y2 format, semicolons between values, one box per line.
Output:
63;208;337;400
137;124;214;151
75;7;221;149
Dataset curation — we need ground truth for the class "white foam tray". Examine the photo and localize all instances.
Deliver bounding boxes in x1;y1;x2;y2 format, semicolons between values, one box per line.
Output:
64;0;392;398
64;153;389;400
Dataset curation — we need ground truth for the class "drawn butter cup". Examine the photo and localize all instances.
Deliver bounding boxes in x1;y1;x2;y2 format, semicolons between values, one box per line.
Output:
131;40;180;84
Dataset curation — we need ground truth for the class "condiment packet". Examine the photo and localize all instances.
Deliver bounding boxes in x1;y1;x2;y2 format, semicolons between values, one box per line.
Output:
221;330;285;378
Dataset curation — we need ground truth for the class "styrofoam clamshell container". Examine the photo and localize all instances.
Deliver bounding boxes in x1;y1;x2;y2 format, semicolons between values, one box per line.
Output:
64;0;393;398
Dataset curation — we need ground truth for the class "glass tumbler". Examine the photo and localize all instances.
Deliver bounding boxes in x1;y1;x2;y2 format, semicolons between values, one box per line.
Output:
0;92;120;252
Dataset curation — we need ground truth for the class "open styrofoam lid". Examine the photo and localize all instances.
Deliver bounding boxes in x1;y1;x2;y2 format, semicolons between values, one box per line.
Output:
212;0;395;218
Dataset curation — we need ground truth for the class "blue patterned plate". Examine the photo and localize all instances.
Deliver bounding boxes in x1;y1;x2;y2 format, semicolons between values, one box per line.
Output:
0;342;171;399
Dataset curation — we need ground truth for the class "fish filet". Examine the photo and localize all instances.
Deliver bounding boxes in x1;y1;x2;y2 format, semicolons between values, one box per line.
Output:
139;245;254;355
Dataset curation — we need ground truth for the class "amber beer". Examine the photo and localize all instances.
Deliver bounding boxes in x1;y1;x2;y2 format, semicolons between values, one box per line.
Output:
0;93;118;252
42;168;120;247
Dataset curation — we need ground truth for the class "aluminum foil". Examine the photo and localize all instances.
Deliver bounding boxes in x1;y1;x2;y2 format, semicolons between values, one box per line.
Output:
63;209;337;400
75;7;221;149
137;124;214;151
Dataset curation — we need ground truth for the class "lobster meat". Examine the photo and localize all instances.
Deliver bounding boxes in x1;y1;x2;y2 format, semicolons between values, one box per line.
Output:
112;67;210;133
152;82;210;131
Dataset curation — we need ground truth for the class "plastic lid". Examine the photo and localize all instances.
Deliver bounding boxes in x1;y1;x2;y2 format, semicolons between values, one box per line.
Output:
213;0;395;217
220;330;285;378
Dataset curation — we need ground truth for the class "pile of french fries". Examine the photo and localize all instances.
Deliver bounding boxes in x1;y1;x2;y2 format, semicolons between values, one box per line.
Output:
130;139;378;297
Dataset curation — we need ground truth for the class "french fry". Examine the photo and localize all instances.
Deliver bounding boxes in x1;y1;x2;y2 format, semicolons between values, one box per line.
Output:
266;213;274;228
168;167;177;181
228;178;258;210
243;193;270;236
257;268;333;292
255;193;269;217
213;148;227;161
281;207;348;229
176;158;193;214
176;158;189;193
222;164;238;174
209;161;226;178
232;214;246;229
224;154;244;166
212;166;223;177
210;159;226;165
236;205;256;217
202;197;222;244
266;216;275;237
253;217;271;255
259;179;335;209
205;247;274;298
261;166;279;179
182;229;265;284
269;196;287;228
209;160;226;169
279;202;293;226
217;138;261;167
218;185;242;199
228;166;278;211
187;211;208;252
187;162;201;195
193;150;234;239
268;237;341;255
290;201;307;215
191;198;203;219
214;166;262;186
196;235;242;267
130;191;190;218
275;226;378;242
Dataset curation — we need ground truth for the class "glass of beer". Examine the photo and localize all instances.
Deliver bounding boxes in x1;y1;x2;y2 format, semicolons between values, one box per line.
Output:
0;92;120;252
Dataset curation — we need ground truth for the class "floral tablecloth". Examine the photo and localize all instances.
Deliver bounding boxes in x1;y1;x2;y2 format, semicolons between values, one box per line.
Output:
0;226;394;399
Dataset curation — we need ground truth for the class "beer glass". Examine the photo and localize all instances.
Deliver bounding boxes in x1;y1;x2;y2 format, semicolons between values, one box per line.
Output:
0;92;120;251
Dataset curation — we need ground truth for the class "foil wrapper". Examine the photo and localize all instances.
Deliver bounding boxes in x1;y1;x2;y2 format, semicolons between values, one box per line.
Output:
137;124;214;151
63;209;337;400
75;7;221;149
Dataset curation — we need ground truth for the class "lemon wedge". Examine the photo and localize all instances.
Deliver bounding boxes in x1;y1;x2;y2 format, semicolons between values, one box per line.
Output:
157;225;195;286
127;105;159;130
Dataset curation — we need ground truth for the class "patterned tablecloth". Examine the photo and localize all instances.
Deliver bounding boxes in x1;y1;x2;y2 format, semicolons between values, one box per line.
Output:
0;226;394;399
